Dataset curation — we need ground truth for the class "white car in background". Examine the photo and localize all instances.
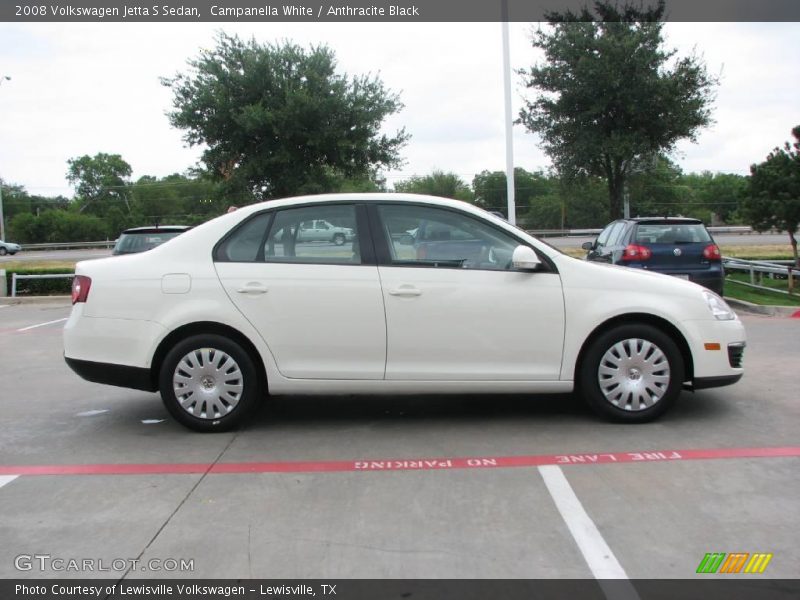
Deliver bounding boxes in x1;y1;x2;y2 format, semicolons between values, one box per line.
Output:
63;194;745;432
0;239;22;256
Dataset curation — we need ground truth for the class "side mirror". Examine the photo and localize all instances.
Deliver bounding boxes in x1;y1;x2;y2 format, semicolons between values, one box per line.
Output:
512;245;541;271
581;241;594;251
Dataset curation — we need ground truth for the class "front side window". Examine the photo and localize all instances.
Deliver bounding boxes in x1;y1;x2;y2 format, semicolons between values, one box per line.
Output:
603;222;626;247
265;204;360;264
378;204;520;270
595;223;615;248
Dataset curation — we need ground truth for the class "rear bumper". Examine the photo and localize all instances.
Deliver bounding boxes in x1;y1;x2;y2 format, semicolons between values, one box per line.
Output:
64;357;156;392
661;268;723;295
625;264;724;294
63;305;165;369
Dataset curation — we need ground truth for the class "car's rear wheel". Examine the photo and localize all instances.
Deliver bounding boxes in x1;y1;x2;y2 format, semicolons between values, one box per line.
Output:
579;324;684;423
0;247;7;256
159;334;261;432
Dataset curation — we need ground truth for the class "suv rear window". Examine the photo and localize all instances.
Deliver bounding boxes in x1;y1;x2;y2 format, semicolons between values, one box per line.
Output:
113;230;184;255
633;224;712;244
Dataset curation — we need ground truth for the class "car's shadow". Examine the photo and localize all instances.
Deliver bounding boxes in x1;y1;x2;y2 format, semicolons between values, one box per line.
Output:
239;389;732;429
113;388;734;436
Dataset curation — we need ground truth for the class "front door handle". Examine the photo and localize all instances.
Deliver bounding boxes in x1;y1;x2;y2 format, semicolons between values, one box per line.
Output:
236;283;268;295
388;286;422;297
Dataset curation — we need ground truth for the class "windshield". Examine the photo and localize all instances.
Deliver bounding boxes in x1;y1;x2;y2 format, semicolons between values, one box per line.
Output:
113;231;183;255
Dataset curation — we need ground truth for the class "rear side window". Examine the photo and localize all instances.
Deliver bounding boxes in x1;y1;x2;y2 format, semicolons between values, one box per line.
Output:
634;224;712;244
215;212;273;262
113;231;183;255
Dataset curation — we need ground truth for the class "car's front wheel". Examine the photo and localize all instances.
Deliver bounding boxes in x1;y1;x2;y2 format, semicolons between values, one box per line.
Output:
332;233;346;246
579;324;684;423
0;247;7;256
159;334;262;432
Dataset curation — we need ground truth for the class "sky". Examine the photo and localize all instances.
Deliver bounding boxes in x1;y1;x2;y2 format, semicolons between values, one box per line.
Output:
0;21;798;198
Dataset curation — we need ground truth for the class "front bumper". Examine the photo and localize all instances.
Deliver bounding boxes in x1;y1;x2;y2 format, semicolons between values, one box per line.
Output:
691;373;743;390
681;317;746;384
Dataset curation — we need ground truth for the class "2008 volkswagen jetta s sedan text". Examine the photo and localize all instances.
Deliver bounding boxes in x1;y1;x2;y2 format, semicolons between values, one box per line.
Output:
63;194;745;432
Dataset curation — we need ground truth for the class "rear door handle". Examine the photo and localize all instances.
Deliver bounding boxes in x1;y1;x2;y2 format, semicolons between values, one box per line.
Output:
388;286;422;297
236;283;268;295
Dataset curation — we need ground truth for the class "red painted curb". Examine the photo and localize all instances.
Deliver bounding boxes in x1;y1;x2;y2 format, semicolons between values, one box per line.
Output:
791;309;800;319
0;446;798;477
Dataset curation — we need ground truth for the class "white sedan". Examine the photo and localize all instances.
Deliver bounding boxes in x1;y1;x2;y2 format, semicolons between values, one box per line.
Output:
64;194;745;432
0;239;22;256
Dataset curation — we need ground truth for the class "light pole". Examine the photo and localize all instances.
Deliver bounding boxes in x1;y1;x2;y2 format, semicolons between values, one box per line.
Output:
501;1;516;225
0;75;10;241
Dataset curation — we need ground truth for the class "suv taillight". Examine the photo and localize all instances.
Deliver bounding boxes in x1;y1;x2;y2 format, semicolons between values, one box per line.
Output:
621;244;652;261
703;244;721;260
71;275;92;304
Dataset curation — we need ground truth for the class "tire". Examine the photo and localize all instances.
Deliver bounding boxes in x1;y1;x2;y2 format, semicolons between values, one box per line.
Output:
0;248;7;256
332;233;345;246
578;324;684;423
159;334;262;432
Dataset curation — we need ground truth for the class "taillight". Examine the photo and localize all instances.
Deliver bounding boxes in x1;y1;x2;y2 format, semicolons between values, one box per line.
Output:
71;275;92;305
703;244;721;260
621;244;652;261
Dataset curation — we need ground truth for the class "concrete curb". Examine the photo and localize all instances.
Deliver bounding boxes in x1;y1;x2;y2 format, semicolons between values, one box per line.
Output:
725;296;800;318
0;296;71;305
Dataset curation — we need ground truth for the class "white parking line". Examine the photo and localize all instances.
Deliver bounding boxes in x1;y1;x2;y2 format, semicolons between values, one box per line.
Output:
539;465;640;599
0;475;18;489
17;317;68;332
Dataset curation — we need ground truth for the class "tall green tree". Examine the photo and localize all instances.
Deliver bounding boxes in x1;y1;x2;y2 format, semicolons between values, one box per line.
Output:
66;153;132;216
472;168;553;218
681;171;748;224
163;33;409;200
518;0;717;219
744;125;800;266
625;155;686;218
394;170;473;202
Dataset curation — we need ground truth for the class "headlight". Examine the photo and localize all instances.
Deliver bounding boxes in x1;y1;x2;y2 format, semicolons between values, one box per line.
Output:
702;290;735;321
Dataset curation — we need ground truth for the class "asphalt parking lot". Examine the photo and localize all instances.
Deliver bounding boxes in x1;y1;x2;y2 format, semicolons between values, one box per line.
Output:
0;301;798;583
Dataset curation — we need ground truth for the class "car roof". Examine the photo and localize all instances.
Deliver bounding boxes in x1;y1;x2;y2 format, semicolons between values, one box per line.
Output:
627;217;704;225
119;226;192;234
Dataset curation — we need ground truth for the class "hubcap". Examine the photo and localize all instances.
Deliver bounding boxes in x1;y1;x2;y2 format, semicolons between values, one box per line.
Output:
597;338;671;411
173;348;243;420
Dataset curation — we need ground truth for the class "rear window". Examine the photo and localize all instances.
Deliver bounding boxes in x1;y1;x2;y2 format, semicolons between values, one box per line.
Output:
633;224;711;244
113;231;184;255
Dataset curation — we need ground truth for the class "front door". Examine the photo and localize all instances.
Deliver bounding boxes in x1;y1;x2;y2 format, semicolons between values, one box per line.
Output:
373;203;565;381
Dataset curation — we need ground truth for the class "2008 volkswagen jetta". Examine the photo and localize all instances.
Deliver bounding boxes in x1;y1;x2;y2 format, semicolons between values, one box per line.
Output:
63;194;745;431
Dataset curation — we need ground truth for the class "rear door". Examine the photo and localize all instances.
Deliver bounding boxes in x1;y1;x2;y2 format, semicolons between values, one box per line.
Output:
214;203;387;380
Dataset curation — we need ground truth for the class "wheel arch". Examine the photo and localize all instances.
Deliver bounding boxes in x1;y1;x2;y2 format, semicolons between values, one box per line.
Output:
150;321;268;393
574;313;694;385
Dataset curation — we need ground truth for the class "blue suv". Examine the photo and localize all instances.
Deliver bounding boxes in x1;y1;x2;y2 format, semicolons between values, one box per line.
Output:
582;217;724;295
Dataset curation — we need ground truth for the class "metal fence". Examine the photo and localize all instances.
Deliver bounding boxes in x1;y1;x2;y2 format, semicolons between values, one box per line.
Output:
723;257;798;295
19;240;116;251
